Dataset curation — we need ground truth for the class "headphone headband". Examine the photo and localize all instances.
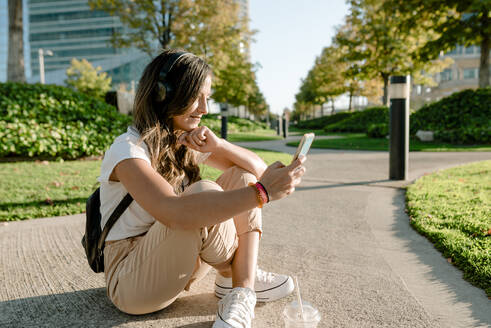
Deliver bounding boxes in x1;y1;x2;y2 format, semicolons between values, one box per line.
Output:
155;51;188;127
158;51;188;88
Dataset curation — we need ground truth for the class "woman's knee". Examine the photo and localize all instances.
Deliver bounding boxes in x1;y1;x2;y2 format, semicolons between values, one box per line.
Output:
200;218;238;267
216;166;257;191
182;179;223;196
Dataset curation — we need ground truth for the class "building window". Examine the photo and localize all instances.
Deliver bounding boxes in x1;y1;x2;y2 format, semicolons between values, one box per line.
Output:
464;46;475;55
446;48;458;55
463;68;477;79
440;69;452;82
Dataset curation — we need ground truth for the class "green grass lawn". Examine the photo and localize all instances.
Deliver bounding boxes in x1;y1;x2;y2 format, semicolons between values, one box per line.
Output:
288;126;331;136
227;130;283;142
287;133;491;152
406;160;491;296
0;149;292;221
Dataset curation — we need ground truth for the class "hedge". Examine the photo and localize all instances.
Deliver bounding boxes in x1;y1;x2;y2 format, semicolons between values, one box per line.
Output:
200;114;269;135
295;112;352;130
324;106;389;133
0;82;132;159
410;88;491;144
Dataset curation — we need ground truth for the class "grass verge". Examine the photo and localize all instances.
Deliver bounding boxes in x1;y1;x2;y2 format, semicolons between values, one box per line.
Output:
227;131;283;142
288;126;331;136
406;160;491;296
287;133;491;152
0;149;292;221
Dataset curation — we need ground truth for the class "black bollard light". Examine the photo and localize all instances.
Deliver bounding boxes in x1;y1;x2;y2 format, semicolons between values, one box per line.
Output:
220;103;228;140
282;117;288;139
389;75;410;180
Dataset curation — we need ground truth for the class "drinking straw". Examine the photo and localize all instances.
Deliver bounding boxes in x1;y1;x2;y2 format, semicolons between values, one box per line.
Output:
294;276;305;320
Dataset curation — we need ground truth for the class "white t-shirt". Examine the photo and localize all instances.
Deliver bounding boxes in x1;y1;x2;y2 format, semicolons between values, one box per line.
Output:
98;126;210;241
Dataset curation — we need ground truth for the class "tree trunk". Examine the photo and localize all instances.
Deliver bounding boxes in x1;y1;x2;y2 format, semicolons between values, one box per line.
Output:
8;0;25;82
382;73;389;107
321;103;324;117
479;30;490;88
330;97;335;115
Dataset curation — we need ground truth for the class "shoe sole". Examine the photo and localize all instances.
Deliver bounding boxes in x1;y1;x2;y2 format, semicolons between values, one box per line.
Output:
212;315;233;328
215;276;294;302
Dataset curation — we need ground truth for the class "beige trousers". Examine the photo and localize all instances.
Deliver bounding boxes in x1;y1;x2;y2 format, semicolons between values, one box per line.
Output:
103;166;262;315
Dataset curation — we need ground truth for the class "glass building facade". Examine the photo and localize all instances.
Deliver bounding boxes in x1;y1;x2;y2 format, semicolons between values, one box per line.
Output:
27;0;147;85
1;0;249;87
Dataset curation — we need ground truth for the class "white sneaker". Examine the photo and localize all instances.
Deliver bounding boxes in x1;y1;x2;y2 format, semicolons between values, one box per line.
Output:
215;268;294;302
212;287;256;328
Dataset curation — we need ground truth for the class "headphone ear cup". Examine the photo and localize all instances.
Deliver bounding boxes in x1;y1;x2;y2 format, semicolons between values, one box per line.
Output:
157;81;167;102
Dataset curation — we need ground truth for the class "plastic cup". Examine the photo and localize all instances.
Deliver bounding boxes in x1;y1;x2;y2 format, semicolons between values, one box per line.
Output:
283;300;321;328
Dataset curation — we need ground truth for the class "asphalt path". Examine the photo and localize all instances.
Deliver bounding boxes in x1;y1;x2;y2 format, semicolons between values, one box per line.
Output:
1;137;490;327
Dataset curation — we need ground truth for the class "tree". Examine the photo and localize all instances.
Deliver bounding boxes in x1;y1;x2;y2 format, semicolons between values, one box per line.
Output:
387;0;491;87
311;46;346;113
212;51;255;108
337;0;452;106
247;81;268;118
65;59;112;99
89;0;257;106
7;0;25;82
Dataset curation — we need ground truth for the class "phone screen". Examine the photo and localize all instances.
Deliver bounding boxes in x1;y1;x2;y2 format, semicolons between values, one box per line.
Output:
293;133;315;161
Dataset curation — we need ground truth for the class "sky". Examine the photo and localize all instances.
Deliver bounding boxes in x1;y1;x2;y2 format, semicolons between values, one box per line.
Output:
249;0;349;115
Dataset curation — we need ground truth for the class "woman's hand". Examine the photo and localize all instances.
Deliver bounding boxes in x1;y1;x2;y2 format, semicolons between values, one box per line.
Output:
177;126;222;153
258;155;306;201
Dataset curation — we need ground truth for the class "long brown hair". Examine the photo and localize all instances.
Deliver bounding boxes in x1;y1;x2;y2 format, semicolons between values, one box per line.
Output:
132;49;211;192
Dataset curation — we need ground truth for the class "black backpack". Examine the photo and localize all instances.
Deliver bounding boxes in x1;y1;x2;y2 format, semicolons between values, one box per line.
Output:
81;187;133;273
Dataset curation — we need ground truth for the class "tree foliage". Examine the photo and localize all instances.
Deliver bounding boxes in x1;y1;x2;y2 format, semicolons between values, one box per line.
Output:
247;80;269;117
385;0;491;87
336;0;452;106
88;0;259;109
65;59;112;99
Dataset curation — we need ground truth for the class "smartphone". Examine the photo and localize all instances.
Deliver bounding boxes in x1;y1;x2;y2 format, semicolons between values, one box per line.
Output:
293;133;315;161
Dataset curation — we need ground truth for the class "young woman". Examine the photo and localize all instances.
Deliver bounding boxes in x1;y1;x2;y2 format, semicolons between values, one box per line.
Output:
98;49;306;328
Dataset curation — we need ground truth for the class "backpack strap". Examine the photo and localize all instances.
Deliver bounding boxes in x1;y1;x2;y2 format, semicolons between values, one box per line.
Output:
96;193;134;251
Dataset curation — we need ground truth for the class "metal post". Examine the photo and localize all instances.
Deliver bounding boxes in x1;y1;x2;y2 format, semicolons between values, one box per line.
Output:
389;75;410;180
220;103;228;140
38;49;45;84
38;49;53;84
282;117;288;138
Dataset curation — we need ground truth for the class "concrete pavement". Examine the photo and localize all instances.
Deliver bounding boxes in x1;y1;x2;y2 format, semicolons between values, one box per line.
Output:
1;137;490;327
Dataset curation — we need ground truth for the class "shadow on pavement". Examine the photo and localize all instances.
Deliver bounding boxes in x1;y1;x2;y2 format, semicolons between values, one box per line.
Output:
0;288;217;327
296;179;393;191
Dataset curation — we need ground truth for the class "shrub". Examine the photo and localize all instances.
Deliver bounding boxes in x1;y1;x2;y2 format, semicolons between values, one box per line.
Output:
296;112;352;130
324;106;389;133
410;88;491;144
65;58;112;99
201;114;268;134
0;82;132;159
367;123;389;138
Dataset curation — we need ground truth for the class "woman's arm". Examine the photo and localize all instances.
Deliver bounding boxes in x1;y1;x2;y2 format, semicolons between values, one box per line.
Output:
112;155;305;231
205;140;267;179
114;158;260;230
179;126;267;178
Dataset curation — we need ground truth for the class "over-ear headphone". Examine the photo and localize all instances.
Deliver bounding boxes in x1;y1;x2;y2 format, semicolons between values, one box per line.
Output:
157;51;188;103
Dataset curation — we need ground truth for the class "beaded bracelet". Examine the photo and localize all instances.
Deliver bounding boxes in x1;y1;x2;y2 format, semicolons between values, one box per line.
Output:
249;182;268;208
256;181;270;203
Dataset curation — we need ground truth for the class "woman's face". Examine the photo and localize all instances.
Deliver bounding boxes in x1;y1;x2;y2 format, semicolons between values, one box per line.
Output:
172;75;212;132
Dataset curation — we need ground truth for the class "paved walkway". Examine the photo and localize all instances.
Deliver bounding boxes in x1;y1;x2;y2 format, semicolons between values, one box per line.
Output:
1;137;490;327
